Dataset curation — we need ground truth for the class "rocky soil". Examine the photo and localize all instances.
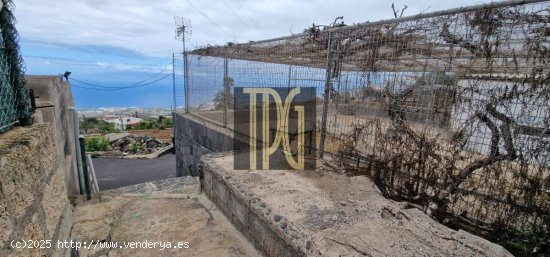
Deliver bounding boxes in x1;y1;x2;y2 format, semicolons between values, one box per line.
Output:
105;133;170;155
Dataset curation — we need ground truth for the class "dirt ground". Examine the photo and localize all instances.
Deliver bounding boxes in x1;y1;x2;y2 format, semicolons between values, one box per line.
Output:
128;128;173;142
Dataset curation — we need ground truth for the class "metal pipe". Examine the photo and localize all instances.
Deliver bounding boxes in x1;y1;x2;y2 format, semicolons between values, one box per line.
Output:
319;31;333;159
0;119;18;132
172;53;177;156
223;58;228;128
68;107;83;195
217;0;547;46
287;65;292;89
86;154;100;193
172;53;176;113
79;136;91;200
333;62;343;124
184;53;189;113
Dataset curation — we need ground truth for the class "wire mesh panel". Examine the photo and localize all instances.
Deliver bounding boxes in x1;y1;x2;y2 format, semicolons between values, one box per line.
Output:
185;54;326;129
173;53;185;113
228;59;325;130
0;0;32;134
184;55;225;125
0;47;16;132
184;0;550;251
323;2;550;242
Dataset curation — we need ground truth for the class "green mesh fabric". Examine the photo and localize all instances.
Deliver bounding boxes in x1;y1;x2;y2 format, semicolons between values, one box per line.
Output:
0;0;32;134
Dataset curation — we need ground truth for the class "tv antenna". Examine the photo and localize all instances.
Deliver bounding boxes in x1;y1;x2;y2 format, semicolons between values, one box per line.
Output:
174;16;192;54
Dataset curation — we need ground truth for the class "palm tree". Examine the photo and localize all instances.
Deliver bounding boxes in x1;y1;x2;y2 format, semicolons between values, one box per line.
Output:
213;77;234;110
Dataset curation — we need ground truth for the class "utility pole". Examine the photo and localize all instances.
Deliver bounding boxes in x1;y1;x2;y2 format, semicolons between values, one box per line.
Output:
174;16;191;113
174;17;191;176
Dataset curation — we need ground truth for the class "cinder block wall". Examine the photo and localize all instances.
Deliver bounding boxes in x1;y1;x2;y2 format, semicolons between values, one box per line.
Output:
200;153;304;257
174;113;246;177
0;124;73;257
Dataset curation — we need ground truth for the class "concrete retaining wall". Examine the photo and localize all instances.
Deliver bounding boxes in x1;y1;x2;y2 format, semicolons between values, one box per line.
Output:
200;153;304;257
174;113;246;177
174;113;303;256
26;76;79;196
0;124;73;257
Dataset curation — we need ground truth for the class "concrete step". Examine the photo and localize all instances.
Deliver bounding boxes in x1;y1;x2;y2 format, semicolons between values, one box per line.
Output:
72;187;262;257
103;176;200;195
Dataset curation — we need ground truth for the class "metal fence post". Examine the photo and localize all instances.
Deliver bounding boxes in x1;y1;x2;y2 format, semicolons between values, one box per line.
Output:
172;53;177;151
78;136;91;200
184;52;189;113
287;64;292;89
319;31;333;159
333;64;343;124
70;108;84;195
223;58;229;128
172;53;176;113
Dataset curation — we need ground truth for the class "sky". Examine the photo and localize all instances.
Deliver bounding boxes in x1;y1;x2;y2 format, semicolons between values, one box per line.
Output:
14;0;495;108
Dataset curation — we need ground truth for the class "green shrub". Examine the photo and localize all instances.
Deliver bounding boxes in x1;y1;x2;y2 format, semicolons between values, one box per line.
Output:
98;123;119;134
129;143;143;153
85;137;110;152
80;117;120;134
163;118;172;128
129;121;157;131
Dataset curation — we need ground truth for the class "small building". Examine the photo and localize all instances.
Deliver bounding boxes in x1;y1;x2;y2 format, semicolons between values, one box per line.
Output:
103;116;143;130
451;74;549;165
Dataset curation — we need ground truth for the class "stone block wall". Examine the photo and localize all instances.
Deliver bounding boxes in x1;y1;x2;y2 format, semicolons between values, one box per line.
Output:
200;153;304;257
0;124;73;257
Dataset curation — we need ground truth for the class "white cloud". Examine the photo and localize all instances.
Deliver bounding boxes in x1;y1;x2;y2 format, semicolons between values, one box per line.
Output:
90;61;171;72
25;56;169;73
14;0;491;58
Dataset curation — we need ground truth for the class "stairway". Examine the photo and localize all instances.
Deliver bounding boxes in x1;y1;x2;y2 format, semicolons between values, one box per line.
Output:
71;177;262;257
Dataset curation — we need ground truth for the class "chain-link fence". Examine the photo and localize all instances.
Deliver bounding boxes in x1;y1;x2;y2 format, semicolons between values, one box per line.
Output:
182;55;326;129
0;0;32;134
180;0;549;252
172;53;186;113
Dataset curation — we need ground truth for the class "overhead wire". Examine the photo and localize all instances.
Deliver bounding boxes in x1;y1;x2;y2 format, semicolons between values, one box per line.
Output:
234;0;261;30
184;0;231;34
71;73;172;91
70;62;171;89
70;61;171;91
71;84;107;91
221;0;248;28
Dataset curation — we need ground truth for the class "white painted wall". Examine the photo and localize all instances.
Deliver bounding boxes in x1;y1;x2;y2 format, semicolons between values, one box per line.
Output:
451;78;549;165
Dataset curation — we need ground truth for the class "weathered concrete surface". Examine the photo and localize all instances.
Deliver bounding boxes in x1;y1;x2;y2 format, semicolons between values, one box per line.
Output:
27;75;80;196
174;113;247;177
104;176;199;195
201;152;513;257
73;177;262;257
0;124;73;257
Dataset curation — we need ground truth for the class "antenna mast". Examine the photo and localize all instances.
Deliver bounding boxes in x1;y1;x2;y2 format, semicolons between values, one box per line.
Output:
174;16;192;114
